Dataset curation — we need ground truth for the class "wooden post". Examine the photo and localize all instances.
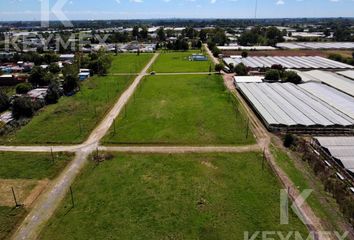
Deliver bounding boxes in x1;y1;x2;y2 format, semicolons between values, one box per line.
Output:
70;186;75;207
11;187;19;207
51;147;55;164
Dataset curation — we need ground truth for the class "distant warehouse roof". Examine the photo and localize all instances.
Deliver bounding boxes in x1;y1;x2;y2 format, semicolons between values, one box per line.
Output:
295;70;354;97
314;137;354;175
277;42;354;50
236;82;354;130
223;56;354;70
218;45;276;51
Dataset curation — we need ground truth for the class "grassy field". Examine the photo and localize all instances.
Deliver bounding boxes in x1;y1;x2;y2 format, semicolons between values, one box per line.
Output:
103;75;255;145
271;145;343;232
0;152;73;179
1;75;134;145
40;152;308;240
110;53;153;73
0;206;26;240
150;51;213;73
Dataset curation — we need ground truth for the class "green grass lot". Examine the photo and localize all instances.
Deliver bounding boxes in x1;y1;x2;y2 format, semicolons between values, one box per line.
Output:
0;206;26;240
150;51;213;73
1;75;134;145
40;153;308;240
0;152;73;179
103;75;255;145
110;53;153;73
271;145;343;232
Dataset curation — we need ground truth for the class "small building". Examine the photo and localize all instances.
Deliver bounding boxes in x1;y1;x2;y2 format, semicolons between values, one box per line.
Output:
0;111;14;125
189;54;208;61
27;88;48;100
59;54;75;62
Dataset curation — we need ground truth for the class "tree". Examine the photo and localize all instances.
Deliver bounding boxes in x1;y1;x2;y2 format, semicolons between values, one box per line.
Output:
265;26;284;46
12;97;34;119
265;69;280;81
132;26;139;39
139;26;148;40
28;66;48;87
211;46;221;57
199;29;207;42
0;91;10;112
45;81;61;104
63;74;79;95
215;63;224;73
16;83;32;94
352;52;354;59
283;71;302;84
234;63;248;76
48;63;61;74
157;27;166;41
241;51;248;58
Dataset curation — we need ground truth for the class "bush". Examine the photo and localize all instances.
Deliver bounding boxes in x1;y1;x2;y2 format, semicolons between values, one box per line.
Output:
283;71;302;84
283;134;295;148
16;83;32;94
12;97;34;119
48;63;61;74
241;51;248;58
63;74;79;95
214;63;224;73
265;69;280;81
352;52;354;59
234;63;248;76
211;46;221;58
0;91;10;112
46;81;61;104
328;53;343;62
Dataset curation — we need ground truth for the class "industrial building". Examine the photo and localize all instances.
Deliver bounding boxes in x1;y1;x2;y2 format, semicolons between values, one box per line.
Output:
223;56;354;70
313;137;354;176
295;70;354;97
236;82;354;132
277;42;354;50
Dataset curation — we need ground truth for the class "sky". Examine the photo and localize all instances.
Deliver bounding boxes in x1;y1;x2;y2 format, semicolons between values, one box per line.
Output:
0;0;354;21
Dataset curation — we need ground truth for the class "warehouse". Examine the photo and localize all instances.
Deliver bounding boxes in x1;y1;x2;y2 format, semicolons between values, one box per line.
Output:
236;82;354;132
223;56;354;70
295;70;354;97
277;42;354;50
337;70;354;80
313;137;354;176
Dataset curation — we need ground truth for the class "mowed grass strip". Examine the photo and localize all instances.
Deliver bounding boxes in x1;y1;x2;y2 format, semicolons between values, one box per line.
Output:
150;51;213;73
0;206;26;240
110;53;153;73
104;74;255;145
0;152;73;180
1;75;134;145
40;152;308;240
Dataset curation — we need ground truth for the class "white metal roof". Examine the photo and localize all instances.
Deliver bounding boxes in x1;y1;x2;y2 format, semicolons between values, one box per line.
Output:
296;70;354;97
237;82;354;128
277;42;354;50
337;70;354;80
234;76;264;83
299;82;354;120
315;137;354;174
223;56;354;70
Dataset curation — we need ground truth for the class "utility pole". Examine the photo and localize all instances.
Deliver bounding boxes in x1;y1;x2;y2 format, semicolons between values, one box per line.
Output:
70;186;75;208
11;187;20;207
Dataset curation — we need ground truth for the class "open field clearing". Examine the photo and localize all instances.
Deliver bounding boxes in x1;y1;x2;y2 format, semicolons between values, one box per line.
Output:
1;75;134;145
110;53;153;73
150;51;213;73
104;75;255;145
0;152;73;179
40;152;308;240
0;206;26;240
0;152;72;239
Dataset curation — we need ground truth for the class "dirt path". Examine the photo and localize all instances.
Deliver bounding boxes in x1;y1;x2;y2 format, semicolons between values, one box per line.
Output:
204;44;220;65
99;144;261;153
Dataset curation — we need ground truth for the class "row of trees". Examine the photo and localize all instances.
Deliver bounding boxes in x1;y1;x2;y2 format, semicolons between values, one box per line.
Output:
238;26;284;46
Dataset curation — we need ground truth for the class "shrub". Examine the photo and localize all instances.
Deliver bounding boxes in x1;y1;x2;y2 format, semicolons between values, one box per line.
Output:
214;63;224;73
0;91;10;112
12;97;34;119
283;71;302;84
16;83;32;94
265;69;280;81
283;133;295;148
234;63;248;76
241;51;248;58
48;63;61;74
328;53;343;62
46;81;61;104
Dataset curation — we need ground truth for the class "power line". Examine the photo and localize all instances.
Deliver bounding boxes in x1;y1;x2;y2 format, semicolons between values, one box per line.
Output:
254;0;258;19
